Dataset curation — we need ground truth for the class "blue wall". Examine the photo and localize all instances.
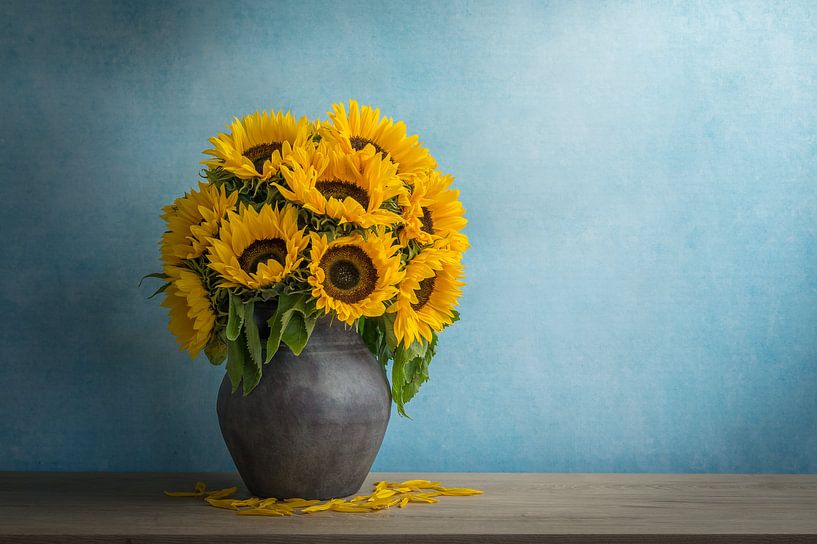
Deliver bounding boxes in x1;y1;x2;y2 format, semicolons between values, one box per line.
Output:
1;0;816;472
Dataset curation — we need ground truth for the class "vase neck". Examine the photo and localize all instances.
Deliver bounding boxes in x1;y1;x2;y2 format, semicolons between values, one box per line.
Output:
306;316;363;349
253;303;363;351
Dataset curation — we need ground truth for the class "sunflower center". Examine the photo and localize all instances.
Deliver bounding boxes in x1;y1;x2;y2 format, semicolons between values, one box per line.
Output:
330;260;360;290
320;245;378;303
412;275;436;311
315;179;370;208
350;136;386;156
238;238;287;274
243;142;283;173
420;207;434;234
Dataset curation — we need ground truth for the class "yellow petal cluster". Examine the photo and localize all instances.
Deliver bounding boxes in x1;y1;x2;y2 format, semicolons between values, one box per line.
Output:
307;231;403;325
322;100;437;179
203;110;311;180
161;266;216;358
207;204;308;289
399;169;467;248
164;479;482;516
277;146;405;228
160;182;238;265
389;247;465;346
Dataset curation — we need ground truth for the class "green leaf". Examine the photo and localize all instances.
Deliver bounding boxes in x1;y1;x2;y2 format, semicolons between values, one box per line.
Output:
243;301;262;370
382;312;398;350
265;311;285;363
264;293;319;359
226;336;246;393
403;339;427;361
358;316;392;367
242;336;262;396
276;292;302;316
400;354;430;405
226;293;244;342
284;293;318;320
204;339;228;366
359;317;381;356
282;312;309;355
391;334;438;418
146;282;170;300
302;312;317;341
139;272;168;287
391;356;408;418
264;293;299;363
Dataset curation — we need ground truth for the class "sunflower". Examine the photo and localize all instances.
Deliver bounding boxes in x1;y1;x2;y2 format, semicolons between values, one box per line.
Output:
388;247;464;347
161;266;216;358
203;110;311;180
207;204;308;289
322;100;436;178
437;231;471;253
160;182;238;266
398;169;467;247
308;231;403;325
277;148;405;228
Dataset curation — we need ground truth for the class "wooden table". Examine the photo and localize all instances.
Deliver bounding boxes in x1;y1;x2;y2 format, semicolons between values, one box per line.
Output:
1;472;816;543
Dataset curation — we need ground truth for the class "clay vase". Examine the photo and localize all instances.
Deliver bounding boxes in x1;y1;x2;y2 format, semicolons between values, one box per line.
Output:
216;314;391;500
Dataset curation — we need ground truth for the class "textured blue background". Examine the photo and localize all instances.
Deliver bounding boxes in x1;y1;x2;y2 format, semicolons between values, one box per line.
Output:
1;0;816;472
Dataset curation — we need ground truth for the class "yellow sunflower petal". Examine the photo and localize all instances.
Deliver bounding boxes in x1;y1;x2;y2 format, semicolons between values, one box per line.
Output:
399;169;466;247
202;110;311;180
237;508;290;517
307;231;404;325
208;204;308;289
322;100;436;178
161;267;216;358
388;247;465;347
161;182;238;265
279;147;405;228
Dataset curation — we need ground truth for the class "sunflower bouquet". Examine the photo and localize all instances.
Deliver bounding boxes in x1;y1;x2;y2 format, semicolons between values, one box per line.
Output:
148;101;468;416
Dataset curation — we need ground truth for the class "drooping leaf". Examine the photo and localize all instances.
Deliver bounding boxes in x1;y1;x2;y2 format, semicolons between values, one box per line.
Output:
243;301;262;370
282;312;309;355
226;335;246;393
359;316;392;366
391;355;408;418
226;293;244;342
265;293;319;360
359;317;381;357
146;282;170;300
264;293;299;363
400;354;431;406
241;335;262;396
139;272;169;287
391;334;438;418
302;312;317;342
204;339;228;366
402;338;427;361
265;312;285;364
291;296;319;319
382;312;398;350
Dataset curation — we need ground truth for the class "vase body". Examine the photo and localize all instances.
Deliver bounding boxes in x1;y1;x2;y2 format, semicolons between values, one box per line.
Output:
216;315;391;500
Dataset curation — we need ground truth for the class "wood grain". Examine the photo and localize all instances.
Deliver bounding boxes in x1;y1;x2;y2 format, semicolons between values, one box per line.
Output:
0;472;816;543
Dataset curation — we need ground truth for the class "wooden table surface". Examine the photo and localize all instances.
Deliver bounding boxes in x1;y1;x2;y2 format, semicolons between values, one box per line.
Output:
1;472;816;543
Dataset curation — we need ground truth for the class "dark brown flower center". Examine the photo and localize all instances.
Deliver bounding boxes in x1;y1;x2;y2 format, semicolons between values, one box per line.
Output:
320;245;378;303
238;238;287;274
350;136;386;156
243;142;283;173
420;207;434;234
412;275;436;311
315;179;370;208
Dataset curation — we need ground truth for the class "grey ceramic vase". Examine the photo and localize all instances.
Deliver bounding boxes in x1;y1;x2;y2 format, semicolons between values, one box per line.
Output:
216;312;391;500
